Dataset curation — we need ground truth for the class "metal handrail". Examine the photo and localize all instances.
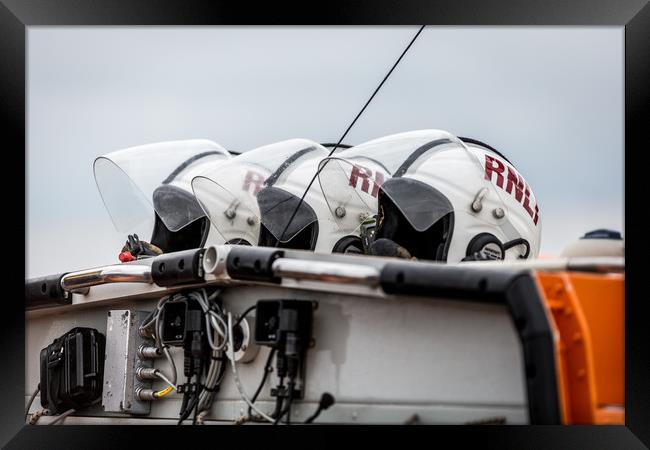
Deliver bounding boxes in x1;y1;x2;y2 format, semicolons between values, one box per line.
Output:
60;264;153;292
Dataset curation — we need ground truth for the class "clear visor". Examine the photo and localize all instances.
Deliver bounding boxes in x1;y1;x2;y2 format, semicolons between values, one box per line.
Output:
316;130;459;234
257;152;328;243
93;140;230;233
385;134;522;243
258;187;318;243
191;171;264;244
317;157;389;235
380;136;466;232
380;177;455;232
192;139;327;244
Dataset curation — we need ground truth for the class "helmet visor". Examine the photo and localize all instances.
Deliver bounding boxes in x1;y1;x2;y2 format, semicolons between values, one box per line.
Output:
316;130;458;234
93;140;230;233
192;139;327;244
257;187;318;243
380;177;454;232
317;157;389;235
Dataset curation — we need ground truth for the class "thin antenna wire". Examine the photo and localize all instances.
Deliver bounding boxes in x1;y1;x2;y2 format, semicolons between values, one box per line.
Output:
275;25;426;244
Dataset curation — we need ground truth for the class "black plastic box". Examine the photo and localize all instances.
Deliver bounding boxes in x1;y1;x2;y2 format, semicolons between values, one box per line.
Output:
39;327;105;414
254;299;314;347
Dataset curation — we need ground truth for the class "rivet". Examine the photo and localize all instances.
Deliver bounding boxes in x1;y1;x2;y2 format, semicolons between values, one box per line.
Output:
247;216;256;226
492;208;505;219
335;206;346;218
472;188;488;212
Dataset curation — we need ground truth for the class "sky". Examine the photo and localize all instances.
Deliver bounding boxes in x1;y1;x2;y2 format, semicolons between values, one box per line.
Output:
26;26;624;277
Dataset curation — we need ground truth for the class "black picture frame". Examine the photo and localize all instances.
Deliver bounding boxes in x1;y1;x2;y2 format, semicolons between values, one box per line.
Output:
2;0;648;448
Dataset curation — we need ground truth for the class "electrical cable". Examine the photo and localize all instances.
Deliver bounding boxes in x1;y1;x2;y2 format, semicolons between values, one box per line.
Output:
195;291;228;418
304;393;335;424
247;347;277;420
24;386;39;422
140;294;173;336
155;370;177;391
273;382;295;425
192;361;205;426
28;408;50;425
178;384;190;422
189;290;227;351
138;294;179;388
161;346;177;386
226;312;275;423
234;304;257;330
178;374;199;425
272;377;285;421
50;408;76;425
142;289;227;423
286;382;294;424
274;25;426;245
154;385;174;398
151;309;177;386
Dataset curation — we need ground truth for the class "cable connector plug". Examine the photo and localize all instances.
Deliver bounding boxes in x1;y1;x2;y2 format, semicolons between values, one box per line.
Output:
305;393;336;424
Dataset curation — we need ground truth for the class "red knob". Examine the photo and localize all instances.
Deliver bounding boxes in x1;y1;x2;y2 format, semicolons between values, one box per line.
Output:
119;251;135;263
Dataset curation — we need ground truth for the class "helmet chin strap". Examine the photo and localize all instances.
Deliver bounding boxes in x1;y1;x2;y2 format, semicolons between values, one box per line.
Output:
503;238;531;259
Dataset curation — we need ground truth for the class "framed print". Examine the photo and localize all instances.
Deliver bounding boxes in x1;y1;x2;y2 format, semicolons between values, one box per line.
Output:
2;0;648;448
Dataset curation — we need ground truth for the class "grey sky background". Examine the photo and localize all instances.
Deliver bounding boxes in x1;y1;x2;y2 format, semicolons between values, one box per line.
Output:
26;26;623;278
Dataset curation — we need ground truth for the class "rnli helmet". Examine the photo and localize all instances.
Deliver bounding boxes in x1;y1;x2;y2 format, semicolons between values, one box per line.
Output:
255;144;352;252
369;130;541;262
315;135;423;254
93;139;231;254
191;139;329;247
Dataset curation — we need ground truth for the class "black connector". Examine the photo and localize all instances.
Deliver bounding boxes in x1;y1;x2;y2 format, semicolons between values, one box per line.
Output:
159;293;213;425
254;299;315;417
159;294;207;378
254;300;314;350
160;296;204;347
305;393;335;423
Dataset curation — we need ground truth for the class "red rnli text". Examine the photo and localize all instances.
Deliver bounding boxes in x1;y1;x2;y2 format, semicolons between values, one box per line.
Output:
242;170;266;196
484;155;539;226
349;164;385;198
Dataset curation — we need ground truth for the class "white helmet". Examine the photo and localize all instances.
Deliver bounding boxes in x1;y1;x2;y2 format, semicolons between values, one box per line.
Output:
366;130;541;262
255;147;359;253
191;139;329;247
94;139;231;253
314;135;420;254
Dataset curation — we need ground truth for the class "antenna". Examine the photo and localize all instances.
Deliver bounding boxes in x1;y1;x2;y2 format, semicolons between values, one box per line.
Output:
275;25;426;245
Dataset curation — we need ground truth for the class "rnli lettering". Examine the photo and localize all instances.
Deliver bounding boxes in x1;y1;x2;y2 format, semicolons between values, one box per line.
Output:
484;155;539;225
349;164;385;198
242;170;266;196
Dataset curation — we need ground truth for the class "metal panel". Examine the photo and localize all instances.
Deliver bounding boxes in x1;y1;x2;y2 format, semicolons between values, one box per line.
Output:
102;309;154;415
26;284;528;424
